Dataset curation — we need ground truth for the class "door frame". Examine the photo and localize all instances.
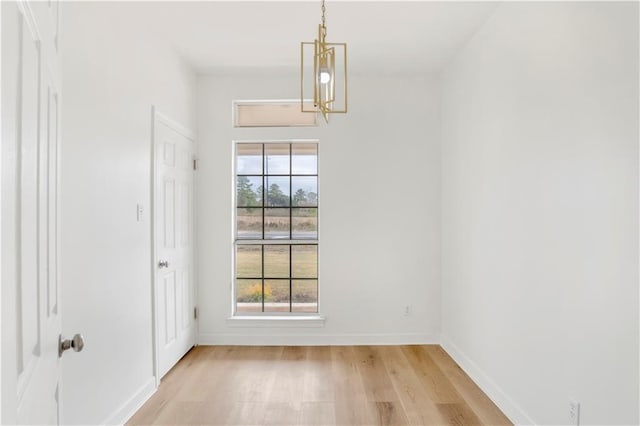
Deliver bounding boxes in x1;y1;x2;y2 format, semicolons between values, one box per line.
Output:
150;106;197;387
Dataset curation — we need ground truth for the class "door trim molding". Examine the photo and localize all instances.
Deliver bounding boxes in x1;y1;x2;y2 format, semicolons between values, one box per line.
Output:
153;109;195;141
150;107;196;388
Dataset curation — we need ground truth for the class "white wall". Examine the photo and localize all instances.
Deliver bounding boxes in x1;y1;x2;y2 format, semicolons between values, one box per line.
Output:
60;3;196;424
441;2;639;424
197;70;441;345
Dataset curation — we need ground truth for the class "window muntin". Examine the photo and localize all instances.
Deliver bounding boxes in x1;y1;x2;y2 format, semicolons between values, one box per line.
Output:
234;142;319;314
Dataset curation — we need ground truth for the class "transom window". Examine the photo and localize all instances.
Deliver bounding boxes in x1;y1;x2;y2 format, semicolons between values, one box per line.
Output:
234;142;318;314
234;100;318;127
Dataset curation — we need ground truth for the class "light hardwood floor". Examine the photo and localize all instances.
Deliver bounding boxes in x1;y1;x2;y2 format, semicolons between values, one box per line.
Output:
127;345;511;426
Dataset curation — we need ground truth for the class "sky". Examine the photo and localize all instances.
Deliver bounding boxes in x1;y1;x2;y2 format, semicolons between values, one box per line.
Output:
236;145;318;197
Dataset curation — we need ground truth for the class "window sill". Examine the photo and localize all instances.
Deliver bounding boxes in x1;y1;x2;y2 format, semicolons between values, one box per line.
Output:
226;315;326;328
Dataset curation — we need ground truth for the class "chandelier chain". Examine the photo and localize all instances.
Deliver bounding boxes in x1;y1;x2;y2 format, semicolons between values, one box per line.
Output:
321;0;326;29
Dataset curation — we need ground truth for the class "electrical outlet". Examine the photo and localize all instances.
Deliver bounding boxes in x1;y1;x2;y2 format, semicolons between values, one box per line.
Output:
569;399;580;425
404;305;411;316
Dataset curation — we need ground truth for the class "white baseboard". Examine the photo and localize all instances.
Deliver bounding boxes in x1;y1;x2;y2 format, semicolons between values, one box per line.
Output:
198;332;439;346
441;337;536;426
102;377;157;426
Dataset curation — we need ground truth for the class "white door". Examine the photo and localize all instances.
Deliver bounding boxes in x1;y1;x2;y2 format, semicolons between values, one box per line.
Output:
1;1;71;424
153;110;197;379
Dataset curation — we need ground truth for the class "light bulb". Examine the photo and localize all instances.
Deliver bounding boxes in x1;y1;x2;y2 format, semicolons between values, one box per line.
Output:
319;68;331;84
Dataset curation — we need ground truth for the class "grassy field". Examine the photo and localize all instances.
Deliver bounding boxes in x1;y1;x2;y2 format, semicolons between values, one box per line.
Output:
236;245;317;277
235;280;318;306
236;244;317;309
236;210;317;234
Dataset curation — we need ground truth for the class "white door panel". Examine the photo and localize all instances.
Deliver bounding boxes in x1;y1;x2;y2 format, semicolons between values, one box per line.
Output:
18;11;41;389
153;111;196;379
47;88;59;318
2;1;64;424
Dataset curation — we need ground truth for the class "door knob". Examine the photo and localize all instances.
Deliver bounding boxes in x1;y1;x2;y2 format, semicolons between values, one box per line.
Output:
59;334;85;357
158;260;169;268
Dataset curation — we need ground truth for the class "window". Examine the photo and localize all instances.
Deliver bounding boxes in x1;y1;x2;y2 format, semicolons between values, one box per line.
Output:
235;142;318;314
234;101;317;127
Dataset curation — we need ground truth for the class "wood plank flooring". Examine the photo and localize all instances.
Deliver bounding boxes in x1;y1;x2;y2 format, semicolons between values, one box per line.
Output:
127;345;511;426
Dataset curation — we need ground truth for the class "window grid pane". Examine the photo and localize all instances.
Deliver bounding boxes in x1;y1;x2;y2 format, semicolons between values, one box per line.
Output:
292;280;318;313
235;142;318;314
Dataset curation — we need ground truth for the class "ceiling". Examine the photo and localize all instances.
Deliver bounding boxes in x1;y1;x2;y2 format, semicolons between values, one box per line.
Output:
114;1;499;73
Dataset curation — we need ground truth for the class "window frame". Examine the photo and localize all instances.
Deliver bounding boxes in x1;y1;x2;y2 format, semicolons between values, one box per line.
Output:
232;140;320;317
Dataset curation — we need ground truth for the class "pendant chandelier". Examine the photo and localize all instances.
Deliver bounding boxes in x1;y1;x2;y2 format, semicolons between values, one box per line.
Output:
300;0;347;123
